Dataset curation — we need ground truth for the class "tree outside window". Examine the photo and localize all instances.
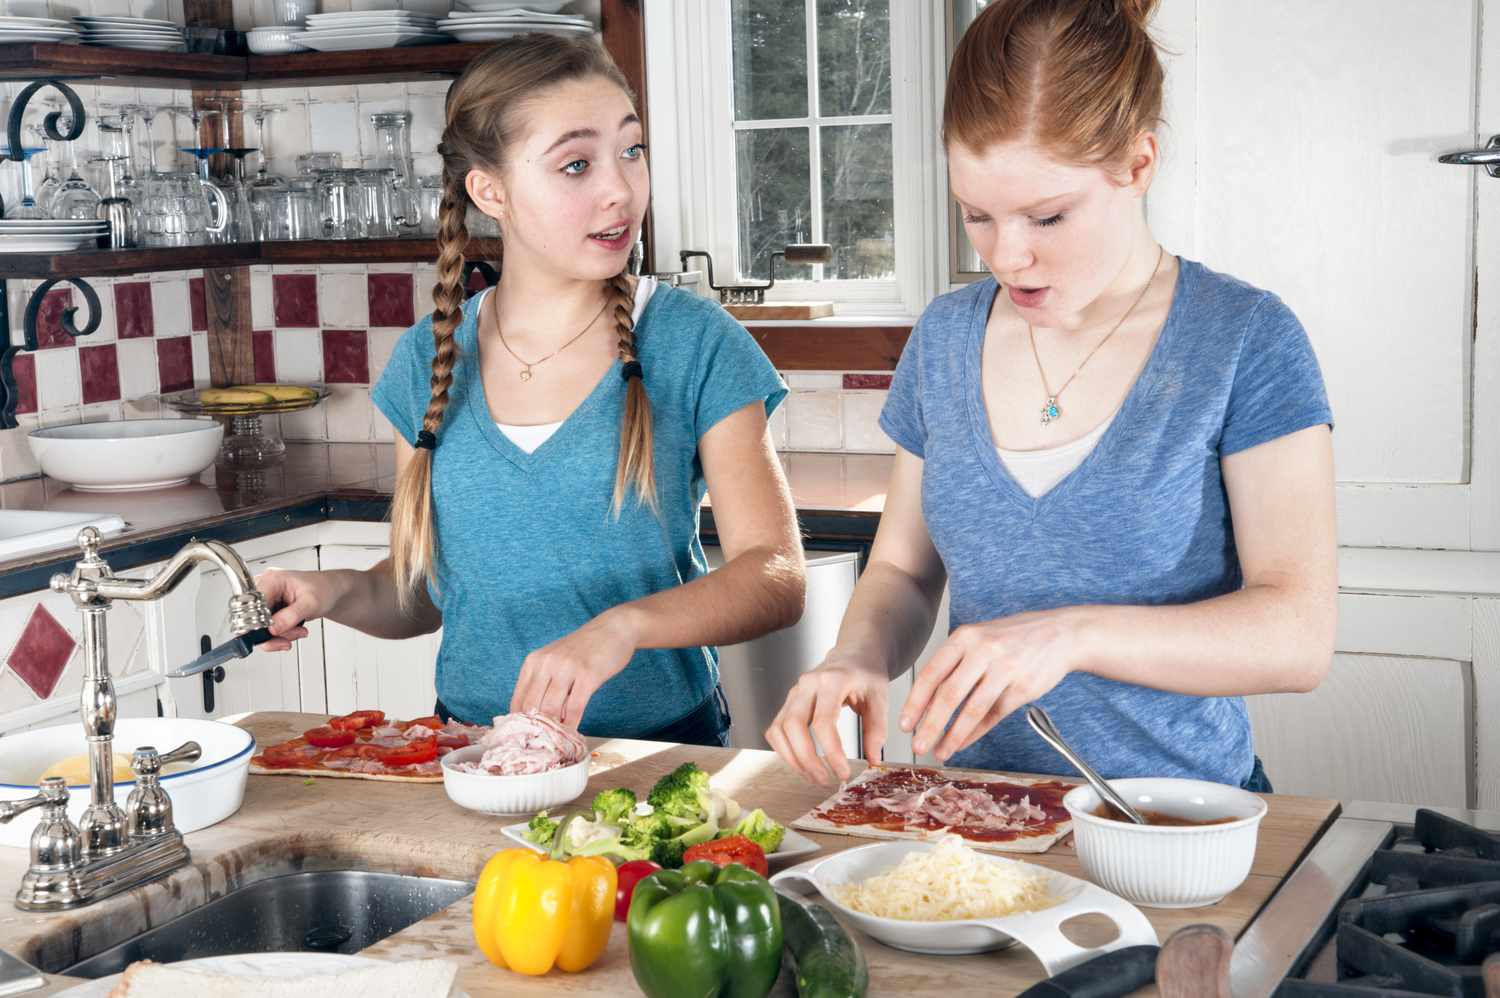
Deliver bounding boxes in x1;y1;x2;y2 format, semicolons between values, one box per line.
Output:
729;0;895;283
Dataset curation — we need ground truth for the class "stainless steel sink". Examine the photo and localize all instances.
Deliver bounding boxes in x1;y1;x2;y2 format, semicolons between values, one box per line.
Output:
54;870;473;979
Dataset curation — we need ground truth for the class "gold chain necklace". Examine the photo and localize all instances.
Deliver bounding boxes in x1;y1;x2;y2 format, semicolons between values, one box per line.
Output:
493;293;611;382
1028;246;1165;426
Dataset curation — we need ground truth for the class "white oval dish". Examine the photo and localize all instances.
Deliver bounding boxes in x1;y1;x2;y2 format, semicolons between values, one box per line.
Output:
1063;777;1268;908
0;717;255;848
28;418;223;491
769;840;1157;976
439;743;588;815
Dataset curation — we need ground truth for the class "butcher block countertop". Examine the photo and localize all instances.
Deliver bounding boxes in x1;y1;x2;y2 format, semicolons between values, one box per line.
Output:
3;712;1340;997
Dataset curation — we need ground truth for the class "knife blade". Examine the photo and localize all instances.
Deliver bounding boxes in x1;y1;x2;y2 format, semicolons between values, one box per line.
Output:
0;947;44;997
166;627;277;678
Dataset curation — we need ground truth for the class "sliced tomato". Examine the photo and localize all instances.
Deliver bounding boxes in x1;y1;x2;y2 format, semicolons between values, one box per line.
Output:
303;725;355;748
329;709;386;731
258;740;311;769
330;743;387;761
402;716;444;730
378;738;439;767
682;836;768;878
435;733;470;749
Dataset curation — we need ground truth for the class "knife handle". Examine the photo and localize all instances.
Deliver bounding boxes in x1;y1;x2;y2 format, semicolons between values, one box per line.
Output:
1017;944;1161;998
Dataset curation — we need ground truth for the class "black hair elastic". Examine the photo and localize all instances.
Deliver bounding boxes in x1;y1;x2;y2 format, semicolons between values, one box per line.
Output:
621;360;643;382
414;430;437;450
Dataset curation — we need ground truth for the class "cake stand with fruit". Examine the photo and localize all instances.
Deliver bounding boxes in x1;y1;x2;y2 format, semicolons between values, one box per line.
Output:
159;384;330;468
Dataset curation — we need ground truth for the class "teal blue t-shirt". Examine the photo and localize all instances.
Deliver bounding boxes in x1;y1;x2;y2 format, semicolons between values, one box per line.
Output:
372;285;787;736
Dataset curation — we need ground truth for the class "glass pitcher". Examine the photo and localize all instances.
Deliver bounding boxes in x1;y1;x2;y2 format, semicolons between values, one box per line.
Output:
142;171;229;247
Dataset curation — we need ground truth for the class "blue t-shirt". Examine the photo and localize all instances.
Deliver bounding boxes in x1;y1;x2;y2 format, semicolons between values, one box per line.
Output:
372;285;787;735
879;257;1333;786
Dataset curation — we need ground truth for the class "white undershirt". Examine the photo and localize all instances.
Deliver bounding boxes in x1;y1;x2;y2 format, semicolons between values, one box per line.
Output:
494;277;659;454
996;408;1119;498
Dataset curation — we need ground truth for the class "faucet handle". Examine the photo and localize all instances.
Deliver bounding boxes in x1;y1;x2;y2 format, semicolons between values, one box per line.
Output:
127;742;199;839
0;777;69;824
1;778;81;873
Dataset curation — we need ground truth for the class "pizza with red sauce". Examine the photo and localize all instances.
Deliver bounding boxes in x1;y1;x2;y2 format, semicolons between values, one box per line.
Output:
791;765;1074;853
249;711;488;782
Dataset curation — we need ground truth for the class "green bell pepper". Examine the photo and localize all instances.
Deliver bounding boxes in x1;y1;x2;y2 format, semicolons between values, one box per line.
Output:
627;860;783;998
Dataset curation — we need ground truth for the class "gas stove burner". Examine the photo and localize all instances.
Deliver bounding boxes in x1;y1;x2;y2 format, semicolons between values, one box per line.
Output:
1279;810;1500;996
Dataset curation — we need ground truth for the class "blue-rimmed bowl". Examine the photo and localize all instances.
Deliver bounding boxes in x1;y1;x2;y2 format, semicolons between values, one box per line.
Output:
0;717;255;847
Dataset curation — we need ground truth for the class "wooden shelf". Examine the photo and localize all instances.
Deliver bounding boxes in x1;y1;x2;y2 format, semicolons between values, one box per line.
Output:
0;237;501;277
0;40;490;88
245;43;495;86
0;42;242;84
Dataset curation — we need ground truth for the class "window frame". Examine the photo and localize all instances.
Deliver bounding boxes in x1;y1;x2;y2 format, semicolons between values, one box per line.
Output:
646;0;949;317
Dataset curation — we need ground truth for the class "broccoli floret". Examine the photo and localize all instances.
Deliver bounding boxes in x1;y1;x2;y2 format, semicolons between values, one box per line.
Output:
522;809;560;847
591;787;637;824
625;810;672;841
724;808;785;853
571;828;654;864
650;837;689;869
647;762;712;820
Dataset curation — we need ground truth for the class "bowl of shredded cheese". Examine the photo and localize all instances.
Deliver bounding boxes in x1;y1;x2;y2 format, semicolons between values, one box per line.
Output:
769;835;1158;971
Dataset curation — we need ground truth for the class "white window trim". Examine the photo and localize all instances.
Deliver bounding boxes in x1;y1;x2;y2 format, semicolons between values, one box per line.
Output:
645;0;949;319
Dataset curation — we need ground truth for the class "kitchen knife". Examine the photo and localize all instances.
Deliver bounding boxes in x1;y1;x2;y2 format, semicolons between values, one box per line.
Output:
0;947;44;997
1015;944;1160;998
166;626;278;678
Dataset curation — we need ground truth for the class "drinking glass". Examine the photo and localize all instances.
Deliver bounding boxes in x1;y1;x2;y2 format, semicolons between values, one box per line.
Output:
297;151;342;175
369;110;418;233
316;169;366;239
2;145;48;219
46;116;102;221
416;174;441;236
246;103;289;241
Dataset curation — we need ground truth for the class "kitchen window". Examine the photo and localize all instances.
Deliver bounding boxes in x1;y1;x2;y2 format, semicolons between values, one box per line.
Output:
646;0;948;316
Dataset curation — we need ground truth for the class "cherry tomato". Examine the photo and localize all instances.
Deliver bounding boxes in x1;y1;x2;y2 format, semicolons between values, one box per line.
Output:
379;738;438;767
303;725;355;748
682;836;768;878
329;709;385;731
614;860;663;921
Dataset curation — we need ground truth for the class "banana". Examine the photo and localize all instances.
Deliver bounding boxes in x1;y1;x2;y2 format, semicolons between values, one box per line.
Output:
199;387;276;405
244;384;318;402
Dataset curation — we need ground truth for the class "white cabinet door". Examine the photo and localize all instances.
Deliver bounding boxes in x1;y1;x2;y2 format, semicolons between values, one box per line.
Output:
319;544;442;720
1247;653;1471;808
159;546;325;720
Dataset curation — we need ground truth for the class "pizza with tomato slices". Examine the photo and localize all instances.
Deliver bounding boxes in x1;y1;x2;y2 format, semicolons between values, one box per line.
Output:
249;710;488;782
791;764;1075;854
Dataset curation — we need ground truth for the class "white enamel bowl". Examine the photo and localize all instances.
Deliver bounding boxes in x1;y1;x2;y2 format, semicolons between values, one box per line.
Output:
1063;778;1268;908
439;744;588;815
28;418;223;491
0;717;255;847
769;840;1157;976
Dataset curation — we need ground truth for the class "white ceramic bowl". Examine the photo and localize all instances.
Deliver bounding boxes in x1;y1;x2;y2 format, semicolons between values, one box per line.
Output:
440;744;588;816
0;717;255;848
28;418;223;491
246;26;307;52
1063;778;1268;908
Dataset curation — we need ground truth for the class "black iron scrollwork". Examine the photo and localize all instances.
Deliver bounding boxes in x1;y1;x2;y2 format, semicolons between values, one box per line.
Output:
462;259;499;297
5;79;85;164
0;277;102;430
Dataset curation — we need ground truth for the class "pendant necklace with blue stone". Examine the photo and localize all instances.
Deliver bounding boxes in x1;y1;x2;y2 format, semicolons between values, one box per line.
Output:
1027;246;1164;426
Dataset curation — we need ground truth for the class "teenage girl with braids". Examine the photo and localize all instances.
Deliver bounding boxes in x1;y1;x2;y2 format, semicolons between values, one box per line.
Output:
255;36;805;745
768;0;1337;787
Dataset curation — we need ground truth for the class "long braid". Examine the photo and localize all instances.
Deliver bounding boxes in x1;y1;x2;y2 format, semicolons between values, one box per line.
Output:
609;271;656;514
389;168;470;606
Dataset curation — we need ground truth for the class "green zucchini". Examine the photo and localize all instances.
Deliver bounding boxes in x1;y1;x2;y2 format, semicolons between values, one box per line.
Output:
777;890;869;998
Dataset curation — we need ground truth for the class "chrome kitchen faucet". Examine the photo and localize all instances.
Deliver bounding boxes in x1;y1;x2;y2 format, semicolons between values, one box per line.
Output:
0;527;271;911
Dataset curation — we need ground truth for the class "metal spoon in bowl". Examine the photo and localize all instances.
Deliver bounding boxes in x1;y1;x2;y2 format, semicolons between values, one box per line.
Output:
1025;705;1149;825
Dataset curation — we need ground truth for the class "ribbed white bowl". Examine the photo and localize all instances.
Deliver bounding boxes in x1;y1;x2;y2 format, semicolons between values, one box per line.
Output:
439;744;588;816
1063;778;1267;908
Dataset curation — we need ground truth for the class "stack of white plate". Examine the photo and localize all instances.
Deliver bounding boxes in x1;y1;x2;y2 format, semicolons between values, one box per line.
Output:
291;10;448;51
0;219;108;253
74;15;186;51
435;8;593;42
0;14;80;44
453;0;576;12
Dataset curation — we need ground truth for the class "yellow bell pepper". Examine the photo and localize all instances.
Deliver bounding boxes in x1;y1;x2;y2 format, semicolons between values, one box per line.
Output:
472;848;616;975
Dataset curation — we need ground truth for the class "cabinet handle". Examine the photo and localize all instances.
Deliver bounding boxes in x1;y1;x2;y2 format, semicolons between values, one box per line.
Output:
198;635;227;713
